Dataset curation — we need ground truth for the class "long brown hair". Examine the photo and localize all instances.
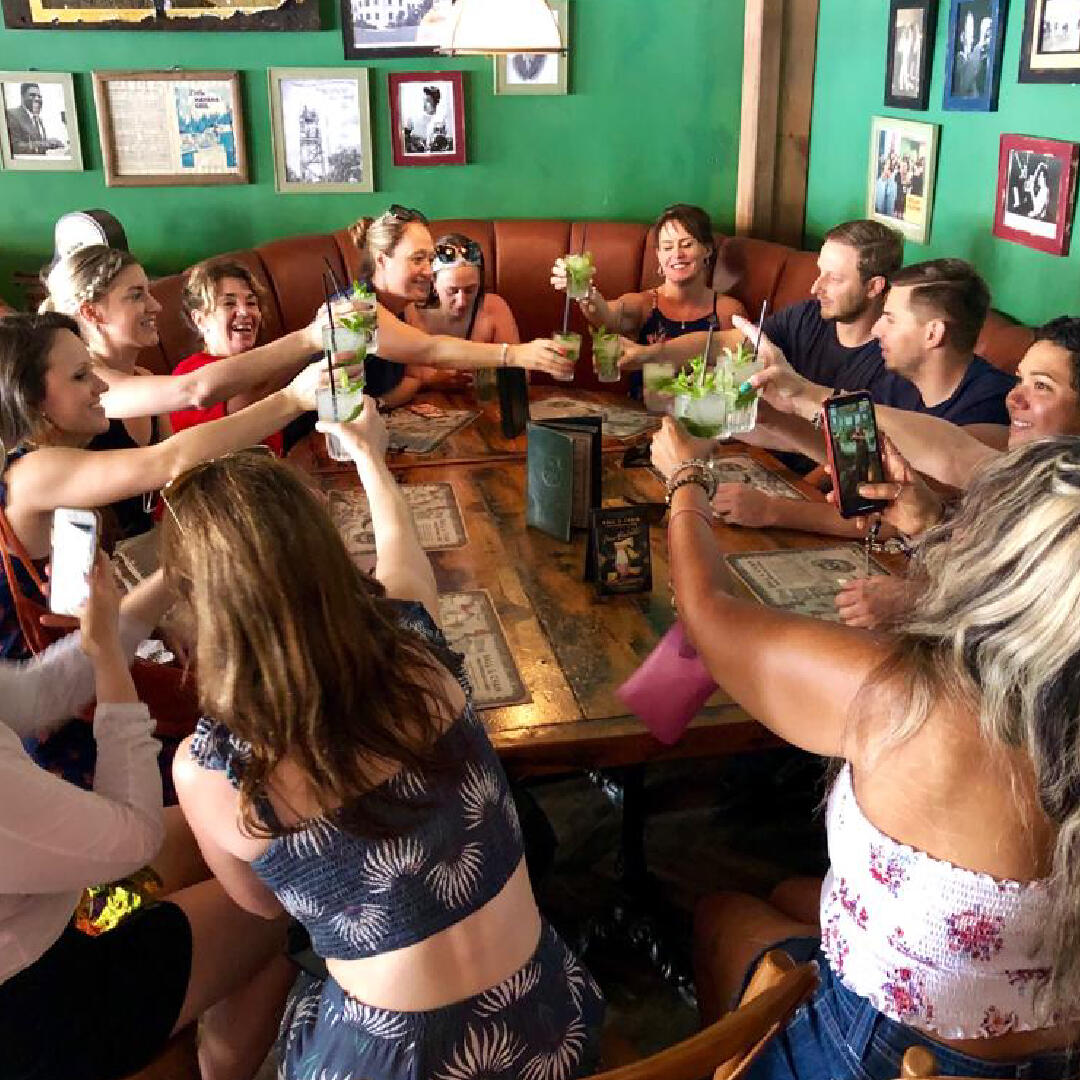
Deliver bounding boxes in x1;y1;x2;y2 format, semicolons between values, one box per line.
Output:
160;452;458;838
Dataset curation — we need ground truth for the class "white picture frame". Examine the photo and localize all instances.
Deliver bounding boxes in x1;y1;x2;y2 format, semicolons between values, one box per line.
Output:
0;71;83;172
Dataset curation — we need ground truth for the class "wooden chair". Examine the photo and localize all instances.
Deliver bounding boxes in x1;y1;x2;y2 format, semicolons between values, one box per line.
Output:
588;951;818;1080
122;1027;199;1080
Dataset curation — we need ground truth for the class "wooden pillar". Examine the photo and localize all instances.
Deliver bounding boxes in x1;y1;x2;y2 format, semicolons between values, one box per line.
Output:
736;0;820;247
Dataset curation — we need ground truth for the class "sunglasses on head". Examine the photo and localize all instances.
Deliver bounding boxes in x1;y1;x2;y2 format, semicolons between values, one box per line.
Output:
433;240;483;269
387;204;429;224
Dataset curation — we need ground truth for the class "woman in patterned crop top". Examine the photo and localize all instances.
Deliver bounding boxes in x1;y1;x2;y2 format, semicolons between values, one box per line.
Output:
169;403;603;1080
654;421;1080;1080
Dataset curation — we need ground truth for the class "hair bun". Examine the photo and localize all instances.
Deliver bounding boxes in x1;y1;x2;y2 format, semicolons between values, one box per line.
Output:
348;217;375;251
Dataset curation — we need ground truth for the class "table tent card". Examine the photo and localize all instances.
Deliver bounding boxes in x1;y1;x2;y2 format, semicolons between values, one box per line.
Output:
725;545;889;622
586;506;652;595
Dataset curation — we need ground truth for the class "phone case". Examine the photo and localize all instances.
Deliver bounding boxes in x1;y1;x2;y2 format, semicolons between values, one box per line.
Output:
822;393;887;520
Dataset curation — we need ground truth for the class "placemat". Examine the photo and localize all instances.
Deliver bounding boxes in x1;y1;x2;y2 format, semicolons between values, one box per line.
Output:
725;544;889;622
709;455;806;500
387;405;480;454
438;589;530;709
529;396;659;440
329;483;468;559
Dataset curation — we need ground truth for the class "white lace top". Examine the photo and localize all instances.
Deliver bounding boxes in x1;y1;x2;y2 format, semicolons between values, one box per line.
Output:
820;764;1069;1038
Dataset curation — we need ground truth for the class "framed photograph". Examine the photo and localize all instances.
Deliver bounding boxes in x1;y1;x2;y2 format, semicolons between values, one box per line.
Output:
993;133;1079;254
884;0;938;109
942;0;1009;109
494;0;568;95
867;115;940;243
388;71;466;167
1;0;317;31
269;68;374;194
0;71;83;171
1019;0;1080;81
92;70;247;188
341;0;446;58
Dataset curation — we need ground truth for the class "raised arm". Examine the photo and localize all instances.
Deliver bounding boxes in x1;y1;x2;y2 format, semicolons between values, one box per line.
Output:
319;401;439;619
653;418;887;757
8;362;328;519
619;327;743;371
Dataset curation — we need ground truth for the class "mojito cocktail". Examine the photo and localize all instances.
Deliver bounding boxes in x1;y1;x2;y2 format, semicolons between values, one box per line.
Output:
591;327;621;383
563;253;595;301
552;331;581;383
316;371;366;463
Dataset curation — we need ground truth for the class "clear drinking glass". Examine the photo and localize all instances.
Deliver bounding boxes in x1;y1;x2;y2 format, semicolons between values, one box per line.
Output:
552;331;581;383
642;362;675;415
563;255;595;301
323;323;373;365
591;329;622;383
316;374;366;462
672;391;728;439
724;387;760;437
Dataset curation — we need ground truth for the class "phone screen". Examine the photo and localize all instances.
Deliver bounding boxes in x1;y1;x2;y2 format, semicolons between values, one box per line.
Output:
825;395;886;518
49;512;98;616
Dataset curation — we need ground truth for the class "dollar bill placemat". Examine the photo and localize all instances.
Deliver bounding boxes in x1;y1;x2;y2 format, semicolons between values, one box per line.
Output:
725;544;889;622
329;484;467;559
387;405;480;454
438;590;530;709
530;396;659;440
710;455;806;500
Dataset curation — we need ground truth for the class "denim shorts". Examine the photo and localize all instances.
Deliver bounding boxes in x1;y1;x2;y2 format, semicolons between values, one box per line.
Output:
278;920;604;1080
744;937;1080;1080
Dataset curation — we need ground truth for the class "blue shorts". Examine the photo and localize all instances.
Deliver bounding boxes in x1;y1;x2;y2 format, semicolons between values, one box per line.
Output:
278;920;604;1080
745;938;1080;1080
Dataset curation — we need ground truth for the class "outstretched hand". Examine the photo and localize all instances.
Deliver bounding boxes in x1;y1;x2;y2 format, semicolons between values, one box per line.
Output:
730;314;815;414
316;394;388;463
651;416;706;481
511;338;574;379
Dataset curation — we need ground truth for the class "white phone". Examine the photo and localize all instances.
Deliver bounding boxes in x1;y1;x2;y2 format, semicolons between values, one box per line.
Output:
49;508;100;616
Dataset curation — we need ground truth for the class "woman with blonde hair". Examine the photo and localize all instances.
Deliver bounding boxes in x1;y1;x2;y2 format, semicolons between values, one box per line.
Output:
170;403;603;1080
346;206;572;407
652;417;1080;1079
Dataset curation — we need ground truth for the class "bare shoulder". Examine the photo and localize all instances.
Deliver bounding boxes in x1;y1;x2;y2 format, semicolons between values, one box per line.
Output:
714;293;749;327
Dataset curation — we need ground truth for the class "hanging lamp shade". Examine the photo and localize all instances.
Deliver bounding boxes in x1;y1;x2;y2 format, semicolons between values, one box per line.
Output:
436;0;563;55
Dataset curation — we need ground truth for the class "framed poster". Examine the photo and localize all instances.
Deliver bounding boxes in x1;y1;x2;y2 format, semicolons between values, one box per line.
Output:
0;71;83;171
942;0;1009;109
494;0;568;95
1018;0;1080;81
1;0;317;31
269;68;374;194
993;133;1079;255
884;0;938;109
388;70;466;167
341;0;446;58
867;115;940;243
92;70;248;187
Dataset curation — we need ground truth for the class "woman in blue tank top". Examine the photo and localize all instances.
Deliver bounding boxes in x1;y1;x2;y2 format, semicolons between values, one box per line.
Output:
552;203;748;396
169;402;604;1080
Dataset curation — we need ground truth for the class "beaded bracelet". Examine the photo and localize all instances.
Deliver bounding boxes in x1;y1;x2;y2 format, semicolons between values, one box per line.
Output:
665;459;717;503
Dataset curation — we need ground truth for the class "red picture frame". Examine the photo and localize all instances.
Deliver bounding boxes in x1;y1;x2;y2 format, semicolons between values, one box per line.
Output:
388;71;466;167
993;133;1079;256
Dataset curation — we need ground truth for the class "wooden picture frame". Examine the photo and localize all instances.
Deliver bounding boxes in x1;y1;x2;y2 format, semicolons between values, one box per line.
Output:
269;68;374;194
1018;0;1080;82
993;133;1079;255
92;70;248;188
341;0;441;59
0;71;83;171
884;0;938;109
867;115;940;244
388;71;466;167
494;0;568;96
942;0;1009;109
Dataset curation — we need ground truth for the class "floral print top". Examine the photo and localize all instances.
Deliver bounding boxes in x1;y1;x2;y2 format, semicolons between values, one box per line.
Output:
820;763;1067;1038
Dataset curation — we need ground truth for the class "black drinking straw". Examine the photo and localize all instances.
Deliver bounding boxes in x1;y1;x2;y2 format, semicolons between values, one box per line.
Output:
323;257;345;297
321;272;339;414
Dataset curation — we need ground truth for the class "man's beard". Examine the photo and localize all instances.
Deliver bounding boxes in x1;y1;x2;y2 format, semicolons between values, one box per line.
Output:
828;293;873;324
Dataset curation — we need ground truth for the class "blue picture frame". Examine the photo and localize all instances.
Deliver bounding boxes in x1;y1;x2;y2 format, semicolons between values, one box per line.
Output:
942;0;1009;110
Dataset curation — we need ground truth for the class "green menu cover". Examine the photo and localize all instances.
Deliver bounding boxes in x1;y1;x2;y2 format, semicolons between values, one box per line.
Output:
525;416;601;541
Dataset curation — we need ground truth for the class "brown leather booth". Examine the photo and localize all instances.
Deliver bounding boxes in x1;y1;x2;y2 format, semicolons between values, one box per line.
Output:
137;221;1036;390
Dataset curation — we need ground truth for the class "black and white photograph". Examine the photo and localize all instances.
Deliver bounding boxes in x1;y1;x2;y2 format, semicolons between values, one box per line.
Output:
269;68;373;194
389;70;466;165
494;0;568;95
0;71;83;171
341;0;445;58
942;0;1007;109
885;0;937;108
1039;0;1080;50
994;133;1079;254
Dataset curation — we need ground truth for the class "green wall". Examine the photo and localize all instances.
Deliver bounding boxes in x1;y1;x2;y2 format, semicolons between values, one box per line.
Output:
806;0;1080;326
0;0;744;307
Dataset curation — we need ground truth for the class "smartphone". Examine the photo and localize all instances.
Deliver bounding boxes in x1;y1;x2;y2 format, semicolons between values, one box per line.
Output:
48;508;100;616
822;392;888;519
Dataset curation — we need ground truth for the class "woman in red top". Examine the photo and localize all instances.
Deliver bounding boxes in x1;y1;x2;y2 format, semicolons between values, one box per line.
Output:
171;258;286;455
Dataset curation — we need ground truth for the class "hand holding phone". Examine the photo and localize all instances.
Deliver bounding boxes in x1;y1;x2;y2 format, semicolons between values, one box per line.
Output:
821;392;888;519
48;508;101;616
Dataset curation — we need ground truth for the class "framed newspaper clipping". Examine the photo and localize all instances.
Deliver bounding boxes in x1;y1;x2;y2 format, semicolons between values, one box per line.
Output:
92;70;248;187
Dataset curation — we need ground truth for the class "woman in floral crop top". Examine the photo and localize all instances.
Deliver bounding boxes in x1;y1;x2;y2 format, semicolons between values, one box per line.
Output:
653;418;1080;1080
170;402;603;1080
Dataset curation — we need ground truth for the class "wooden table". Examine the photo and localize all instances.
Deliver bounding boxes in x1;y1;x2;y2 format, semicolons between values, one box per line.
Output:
305;416;903;773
